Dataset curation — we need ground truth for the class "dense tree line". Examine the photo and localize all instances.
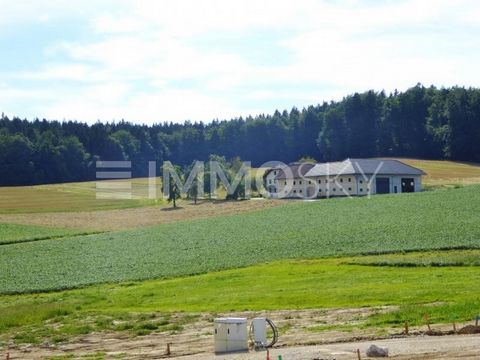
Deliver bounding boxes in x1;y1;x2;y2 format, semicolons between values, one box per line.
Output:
1;84;479;186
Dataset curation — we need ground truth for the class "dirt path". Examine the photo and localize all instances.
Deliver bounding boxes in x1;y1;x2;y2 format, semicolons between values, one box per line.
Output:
2;308;478;359
0;199;288;231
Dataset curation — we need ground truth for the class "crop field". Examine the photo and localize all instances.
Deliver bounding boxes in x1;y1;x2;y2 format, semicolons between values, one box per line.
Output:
0;223;86;245
0;185;479;294
0;250;479;345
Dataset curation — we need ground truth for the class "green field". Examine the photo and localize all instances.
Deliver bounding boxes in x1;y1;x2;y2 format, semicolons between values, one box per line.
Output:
0;178;161;214
0;250;479;344
1;159;479;214
1;185;479;294
0;223;86;245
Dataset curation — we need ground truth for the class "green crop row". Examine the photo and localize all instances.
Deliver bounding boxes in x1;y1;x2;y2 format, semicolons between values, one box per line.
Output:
0;223;83;245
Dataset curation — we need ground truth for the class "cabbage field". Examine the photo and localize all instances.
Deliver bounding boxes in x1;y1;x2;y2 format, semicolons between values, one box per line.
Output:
1;185;479;294
0;223;81;245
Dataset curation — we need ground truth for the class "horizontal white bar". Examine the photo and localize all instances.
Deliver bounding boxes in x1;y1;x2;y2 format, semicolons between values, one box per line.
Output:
96;171;132;179
96;161;131;168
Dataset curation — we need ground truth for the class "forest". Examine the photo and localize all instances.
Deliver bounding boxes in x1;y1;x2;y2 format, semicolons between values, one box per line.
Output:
0;84;479;186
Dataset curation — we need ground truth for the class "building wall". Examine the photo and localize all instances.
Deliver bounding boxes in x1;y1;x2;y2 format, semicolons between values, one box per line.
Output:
360;175;423;195
306;174;423;198
264;169;280;197
276;177;309;198
307;175;358;197
265;168;423;199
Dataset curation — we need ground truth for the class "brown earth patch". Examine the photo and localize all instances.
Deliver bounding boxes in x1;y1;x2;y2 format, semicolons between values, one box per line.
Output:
2;308;480;359
0;199;290;232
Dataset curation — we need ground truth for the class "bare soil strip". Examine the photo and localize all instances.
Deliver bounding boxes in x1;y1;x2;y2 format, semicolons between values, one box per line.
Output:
2;308;479;359
0;199;288;231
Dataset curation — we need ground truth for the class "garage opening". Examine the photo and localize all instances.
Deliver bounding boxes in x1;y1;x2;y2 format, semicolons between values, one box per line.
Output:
401;178;415;192
376;177;390;194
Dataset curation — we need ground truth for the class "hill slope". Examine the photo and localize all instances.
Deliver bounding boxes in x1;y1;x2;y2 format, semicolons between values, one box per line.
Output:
1;185;479;294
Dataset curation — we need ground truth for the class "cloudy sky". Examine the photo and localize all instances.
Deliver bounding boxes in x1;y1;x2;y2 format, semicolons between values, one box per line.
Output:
1;0;480;124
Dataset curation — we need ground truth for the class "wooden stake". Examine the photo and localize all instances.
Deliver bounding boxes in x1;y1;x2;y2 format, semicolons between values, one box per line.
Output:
404;321;409;335
423;313;431;332
6;352;10;360
453;322;457;333
357;348;361;360
166;343;171;356
476;316;479;327
266;349;271;360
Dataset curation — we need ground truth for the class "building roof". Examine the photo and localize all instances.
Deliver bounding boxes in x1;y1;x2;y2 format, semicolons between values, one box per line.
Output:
275;162;315;180
305;159;426;177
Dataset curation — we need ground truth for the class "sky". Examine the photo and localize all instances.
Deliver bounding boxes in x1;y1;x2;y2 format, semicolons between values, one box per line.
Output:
1;0;480;124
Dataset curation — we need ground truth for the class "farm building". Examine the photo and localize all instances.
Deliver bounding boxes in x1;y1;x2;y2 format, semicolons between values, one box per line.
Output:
264;162;315;198
264;159;425;199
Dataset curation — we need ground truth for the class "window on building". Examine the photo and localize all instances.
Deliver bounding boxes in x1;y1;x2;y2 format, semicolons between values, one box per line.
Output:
325;179;328;183
359;180;363;184
340;178;343;182
348;178;351;182
348;187;352;191
309;180;312;184
360;188;363;192
299;189;302;193
284;181;287;185
293;180;296;185
274;171;277;175
299;180;302;185
293;190;296;193
318;180;321;184
333;188;336;192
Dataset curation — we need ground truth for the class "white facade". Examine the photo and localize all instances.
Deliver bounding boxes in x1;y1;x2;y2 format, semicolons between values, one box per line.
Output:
264;159;425;199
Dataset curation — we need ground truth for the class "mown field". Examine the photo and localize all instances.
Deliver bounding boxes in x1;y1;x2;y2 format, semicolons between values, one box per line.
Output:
1;159;479;215
0;178;161;214
391;158;480;187
1;185;479;294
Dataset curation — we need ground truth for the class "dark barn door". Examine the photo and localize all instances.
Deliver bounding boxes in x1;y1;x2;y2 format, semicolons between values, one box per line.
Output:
376;177;390;194
401;178;415;193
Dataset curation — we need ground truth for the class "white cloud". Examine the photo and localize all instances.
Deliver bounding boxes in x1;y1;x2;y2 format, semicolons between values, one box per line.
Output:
2;0;480;123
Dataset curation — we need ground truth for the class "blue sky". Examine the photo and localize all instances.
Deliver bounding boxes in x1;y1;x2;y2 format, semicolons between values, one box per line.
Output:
1;0;480;124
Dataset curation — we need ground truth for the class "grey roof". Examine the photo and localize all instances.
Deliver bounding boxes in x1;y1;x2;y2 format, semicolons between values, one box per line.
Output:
275;162;316;180
305;159;426;177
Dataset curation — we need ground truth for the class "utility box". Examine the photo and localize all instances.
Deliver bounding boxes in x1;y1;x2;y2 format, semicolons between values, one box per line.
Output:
251;317;267;346
214;318;248;353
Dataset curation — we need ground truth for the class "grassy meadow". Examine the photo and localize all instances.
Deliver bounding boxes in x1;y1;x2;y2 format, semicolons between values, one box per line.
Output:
393;158;480;187
1;185;479;293
0;178;162;214
0;250;479;344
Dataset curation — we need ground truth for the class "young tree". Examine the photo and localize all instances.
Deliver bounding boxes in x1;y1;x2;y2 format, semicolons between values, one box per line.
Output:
168;181;181;208
188;178;200;204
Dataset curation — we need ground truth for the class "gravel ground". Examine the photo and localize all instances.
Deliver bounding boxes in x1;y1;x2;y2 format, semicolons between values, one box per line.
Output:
183;334;480;360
